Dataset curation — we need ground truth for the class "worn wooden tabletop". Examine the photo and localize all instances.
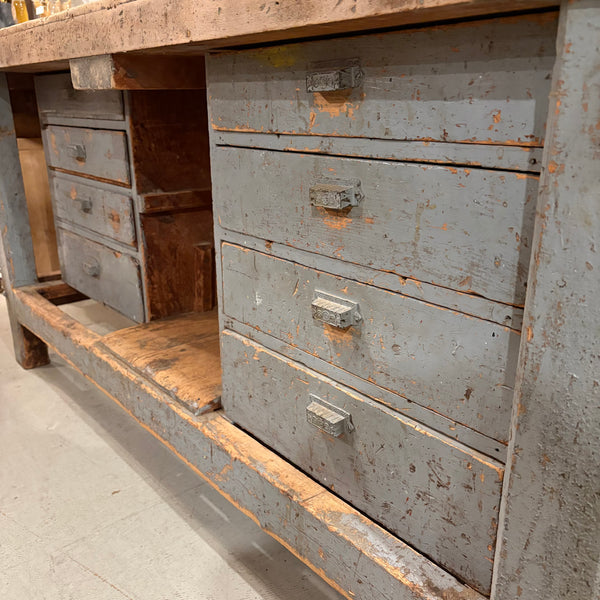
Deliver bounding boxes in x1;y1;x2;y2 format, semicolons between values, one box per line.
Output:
0;0;558;72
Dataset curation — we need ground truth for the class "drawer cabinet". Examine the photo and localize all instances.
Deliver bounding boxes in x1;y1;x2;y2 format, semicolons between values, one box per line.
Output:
51;174;136;247
214;147;538;306
57;228;144;322
208;11;556;597
43;125;131;185
36;73;214;322
221;330;504;592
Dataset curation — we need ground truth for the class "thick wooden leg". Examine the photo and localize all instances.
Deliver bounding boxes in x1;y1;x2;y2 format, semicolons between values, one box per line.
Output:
9;318;50;369
0;72;47;369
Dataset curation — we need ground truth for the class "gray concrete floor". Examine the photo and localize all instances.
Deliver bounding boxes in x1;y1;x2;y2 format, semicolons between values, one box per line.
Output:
0;295;344;600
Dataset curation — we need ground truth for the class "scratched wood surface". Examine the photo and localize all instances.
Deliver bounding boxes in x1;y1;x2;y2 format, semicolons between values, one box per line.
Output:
51;173;136;247
10;286;484;600
222;330;503;594
214;147;538;307
100;311;222;414
207;12;557;146
57;228;144;322
221;243;519;443
35;73;124;122
42;124;131;186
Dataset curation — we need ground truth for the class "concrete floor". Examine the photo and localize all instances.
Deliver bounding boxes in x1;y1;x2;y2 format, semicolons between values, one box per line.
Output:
0;294;344;600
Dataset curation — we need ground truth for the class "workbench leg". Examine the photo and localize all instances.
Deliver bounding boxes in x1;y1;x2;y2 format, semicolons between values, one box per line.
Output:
492;2;600;599
0;72;49;369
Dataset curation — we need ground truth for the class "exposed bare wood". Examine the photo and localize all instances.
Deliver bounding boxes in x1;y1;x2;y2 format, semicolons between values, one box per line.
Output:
0;0;558;72
9;285;484;600
70;54;206;90
31;280;88;305
140;189;212;214
194;242;216;312
17;138;60;279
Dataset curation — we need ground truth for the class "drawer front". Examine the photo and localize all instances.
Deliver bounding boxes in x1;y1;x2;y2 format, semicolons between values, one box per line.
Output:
43;125;131;186
221;243;520;443
58;229;144;322
51;175;136;247
35;73;124;122
214;147;537;306
222;331;503;595
207;13;556;146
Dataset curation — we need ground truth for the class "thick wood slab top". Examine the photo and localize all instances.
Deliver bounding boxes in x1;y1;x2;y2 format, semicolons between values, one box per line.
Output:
1;0;557;72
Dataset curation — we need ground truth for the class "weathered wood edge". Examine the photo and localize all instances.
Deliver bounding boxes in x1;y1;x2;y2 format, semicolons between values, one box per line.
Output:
0;0;558;72
9;285;483;600
492;2;600;599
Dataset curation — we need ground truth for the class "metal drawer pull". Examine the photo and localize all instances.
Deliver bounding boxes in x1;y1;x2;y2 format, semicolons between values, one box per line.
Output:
66;144;86;162
82;258;101;278
306;394;354;437
306;64;363;93
78;198;93;213
311;290;361;329
310;180;363;210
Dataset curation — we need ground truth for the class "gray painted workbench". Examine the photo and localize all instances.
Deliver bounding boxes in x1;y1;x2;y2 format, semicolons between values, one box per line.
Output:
1;1;598;599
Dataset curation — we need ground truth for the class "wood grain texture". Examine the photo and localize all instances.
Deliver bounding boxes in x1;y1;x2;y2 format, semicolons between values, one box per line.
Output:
51;173;136;247
57;227;144;322
18;138;60;278
0;0;557;72
222;330;503;594
35;280;87;305
35;72;124;122
207;12;557;146
10;285;485;600
70;54;206;90
42;124;131;186
7;73;40;138
492;3;600;599
127;89;211;195
100;311;222;414
140;189;212;214
214;131;545;173
221;243;520;443
213;147;538;306
140;209;214;320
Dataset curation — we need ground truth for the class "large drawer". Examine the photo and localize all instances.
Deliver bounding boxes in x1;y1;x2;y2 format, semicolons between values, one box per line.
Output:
207;12;556;146
43;125;131;186
214;147;537;306
221;331;503;595
221;243;520;443
35;73;124;122
51;175;136;247
58;228;144;322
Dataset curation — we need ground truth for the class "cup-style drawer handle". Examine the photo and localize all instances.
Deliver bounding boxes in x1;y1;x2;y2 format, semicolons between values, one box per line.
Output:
310;180;363;210
306;394;354;437
66;144;86;162
78;198;93;213
82;257;100;278
306;64;363;93
311;290;361;329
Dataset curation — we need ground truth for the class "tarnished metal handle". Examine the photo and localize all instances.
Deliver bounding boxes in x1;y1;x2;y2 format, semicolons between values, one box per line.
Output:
306;394;354;437
82;257;100;278
66;143;86;162
310;180;363;210
306;64;363;93
77;198;93;213
311;290;361;329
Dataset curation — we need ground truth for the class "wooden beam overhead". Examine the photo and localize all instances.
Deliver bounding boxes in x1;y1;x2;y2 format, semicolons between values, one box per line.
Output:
70;54;206;90
0;0;558;72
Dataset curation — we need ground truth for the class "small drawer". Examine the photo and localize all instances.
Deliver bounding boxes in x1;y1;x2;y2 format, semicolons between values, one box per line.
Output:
221;243;520;443
35;73;124;122
221;330;503;595
57;228;144;322
43;125;131;186
214;147;537;306
51;175;136;247
207;12;556;146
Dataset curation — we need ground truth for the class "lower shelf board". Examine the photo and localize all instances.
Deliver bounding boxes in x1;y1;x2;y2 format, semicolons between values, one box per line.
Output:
11;282;484;600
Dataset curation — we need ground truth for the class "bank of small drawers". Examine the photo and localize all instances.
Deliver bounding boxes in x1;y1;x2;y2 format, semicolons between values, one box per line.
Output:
209;11;557;596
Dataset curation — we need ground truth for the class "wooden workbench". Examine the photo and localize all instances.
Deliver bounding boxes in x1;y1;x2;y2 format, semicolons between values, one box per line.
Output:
1;2;599;599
